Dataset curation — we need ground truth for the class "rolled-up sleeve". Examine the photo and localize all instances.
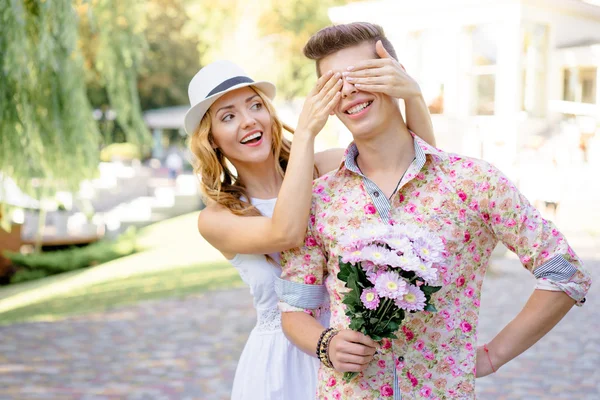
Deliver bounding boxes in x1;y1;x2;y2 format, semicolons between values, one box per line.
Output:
276;212;328;313
477;163;591;305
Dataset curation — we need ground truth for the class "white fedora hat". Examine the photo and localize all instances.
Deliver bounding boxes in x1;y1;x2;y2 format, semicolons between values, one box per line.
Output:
183;60;276;135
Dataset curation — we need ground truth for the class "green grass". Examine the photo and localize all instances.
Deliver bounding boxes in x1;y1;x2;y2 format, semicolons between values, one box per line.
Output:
0;212;239;325
0;260;242;325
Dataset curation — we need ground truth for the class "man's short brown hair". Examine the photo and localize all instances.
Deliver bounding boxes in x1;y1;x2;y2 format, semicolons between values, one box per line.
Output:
303;22;398;75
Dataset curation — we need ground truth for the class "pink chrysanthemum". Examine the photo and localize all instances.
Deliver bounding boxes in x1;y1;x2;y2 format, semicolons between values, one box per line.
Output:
374;272;407;299
360;288;380;310
361;245;401;267
395;284;427;311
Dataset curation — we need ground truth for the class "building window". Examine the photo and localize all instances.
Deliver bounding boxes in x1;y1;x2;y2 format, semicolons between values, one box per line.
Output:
470;25;499;115
563;67;597;104
521;23;549;117
406;30;449;115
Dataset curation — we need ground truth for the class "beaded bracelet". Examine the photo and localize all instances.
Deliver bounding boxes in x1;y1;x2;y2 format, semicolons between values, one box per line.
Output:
315;328;332;359
322;329;339;368
317;328;339;369
317;328;335;367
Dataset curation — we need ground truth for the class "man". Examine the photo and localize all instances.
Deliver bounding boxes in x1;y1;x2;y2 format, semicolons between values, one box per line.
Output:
276;22;591;399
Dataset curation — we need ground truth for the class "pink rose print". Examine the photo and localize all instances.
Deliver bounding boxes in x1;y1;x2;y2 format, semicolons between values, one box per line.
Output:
303;254;311;262
305;237;317;247
332;389;341;400
459;209;466;220
468;200;479;211
403;326;415;341
414;340;425;351
505;218;516;228
465;342;473;351
465;286;475;298
398;193;405;203
424;351;435;360
420;386;433;397
314;185;324;194
322;195;331;203
327;377;336;387
309;214;315;225
380;384;394;397
480;181;490;191
304;274;317;285
364;204;377;215
482;212;490;222
378;359;386;369
460;320;472;333
405;203;417;213
457;190;467;202
407;371;419;387
463;230;471;243
492;214;502;224
456;275;465;287
381;338;392;350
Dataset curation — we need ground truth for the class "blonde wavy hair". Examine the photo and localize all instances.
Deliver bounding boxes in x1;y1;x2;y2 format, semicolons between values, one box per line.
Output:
189;86;315;216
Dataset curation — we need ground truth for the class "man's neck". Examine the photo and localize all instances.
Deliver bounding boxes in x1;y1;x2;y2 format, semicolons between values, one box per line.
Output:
354;118;415;179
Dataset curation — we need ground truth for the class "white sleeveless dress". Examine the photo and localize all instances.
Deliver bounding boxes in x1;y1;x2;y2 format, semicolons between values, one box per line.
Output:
229;197;328;400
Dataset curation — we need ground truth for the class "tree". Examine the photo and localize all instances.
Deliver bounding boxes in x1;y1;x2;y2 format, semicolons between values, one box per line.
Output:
259;0;357;99
0;0;149;232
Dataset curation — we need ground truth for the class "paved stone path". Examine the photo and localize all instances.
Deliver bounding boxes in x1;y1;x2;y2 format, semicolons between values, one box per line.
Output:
1;245;598;399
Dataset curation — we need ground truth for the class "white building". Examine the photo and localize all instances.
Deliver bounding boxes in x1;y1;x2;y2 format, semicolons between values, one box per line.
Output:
329;0;600;176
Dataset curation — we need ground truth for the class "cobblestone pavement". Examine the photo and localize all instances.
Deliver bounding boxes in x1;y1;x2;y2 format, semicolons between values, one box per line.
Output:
1;242;598;399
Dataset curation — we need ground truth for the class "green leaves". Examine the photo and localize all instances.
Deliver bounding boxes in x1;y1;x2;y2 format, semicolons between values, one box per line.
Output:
0;0;149;229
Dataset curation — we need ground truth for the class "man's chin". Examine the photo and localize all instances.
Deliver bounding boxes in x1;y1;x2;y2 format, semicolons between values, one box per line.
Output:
341;119;374;139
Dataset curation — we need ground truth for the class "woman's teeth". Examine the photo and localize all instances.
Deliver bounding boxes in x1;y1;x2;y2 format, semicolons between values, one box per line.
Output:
240;132;262;144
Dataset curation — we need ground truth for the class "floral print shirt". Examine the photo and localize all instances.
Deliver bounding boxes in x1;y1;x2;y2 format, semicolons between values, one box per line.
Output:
277;136;591;400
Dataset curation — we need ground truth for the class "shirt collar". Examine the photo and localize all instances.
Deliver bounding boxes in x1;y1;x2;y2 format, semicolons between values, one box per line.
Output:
337;133;436;177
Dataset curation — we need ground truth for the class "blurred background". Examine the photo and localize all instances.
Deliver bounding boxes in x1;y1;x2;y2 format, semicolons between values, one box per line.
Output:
0;0;599;399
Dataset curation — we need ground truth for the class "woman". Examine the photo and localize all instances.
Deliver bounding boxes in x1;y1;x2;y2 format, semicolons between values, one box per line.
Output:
185;59;435;399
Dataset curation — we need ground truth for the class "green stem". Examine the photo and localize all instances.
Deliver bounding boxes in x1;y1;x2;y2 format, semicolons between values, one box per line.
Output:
372;298;395;334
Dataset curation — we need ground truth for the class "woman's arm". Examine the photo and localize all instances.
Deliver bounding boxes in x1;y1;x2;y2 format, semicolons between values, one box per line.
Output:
198;71;342;257
405;94;435;147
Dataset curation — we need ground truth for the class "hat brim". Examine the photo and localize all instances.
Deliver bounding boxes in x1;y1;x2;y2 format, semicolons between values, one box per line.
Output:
183;81;276;135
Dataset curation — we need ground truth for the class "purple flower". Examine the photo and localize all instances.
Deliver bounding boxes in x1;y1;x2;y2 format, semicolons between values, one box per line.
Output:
412;237;442;263
395;284;427;311
360;288;380;310
362;245;401;267
341;249;365;264
375;272;407;299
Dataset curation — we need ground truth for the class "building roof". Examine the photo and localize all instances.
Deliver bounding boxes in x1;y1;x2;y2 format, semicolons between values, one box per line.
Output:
143;106;188;130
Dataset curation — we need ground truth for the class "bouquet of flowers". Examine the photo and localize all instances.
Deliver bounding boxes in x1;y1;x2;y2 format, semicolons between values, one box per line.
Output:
337;224;444;382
